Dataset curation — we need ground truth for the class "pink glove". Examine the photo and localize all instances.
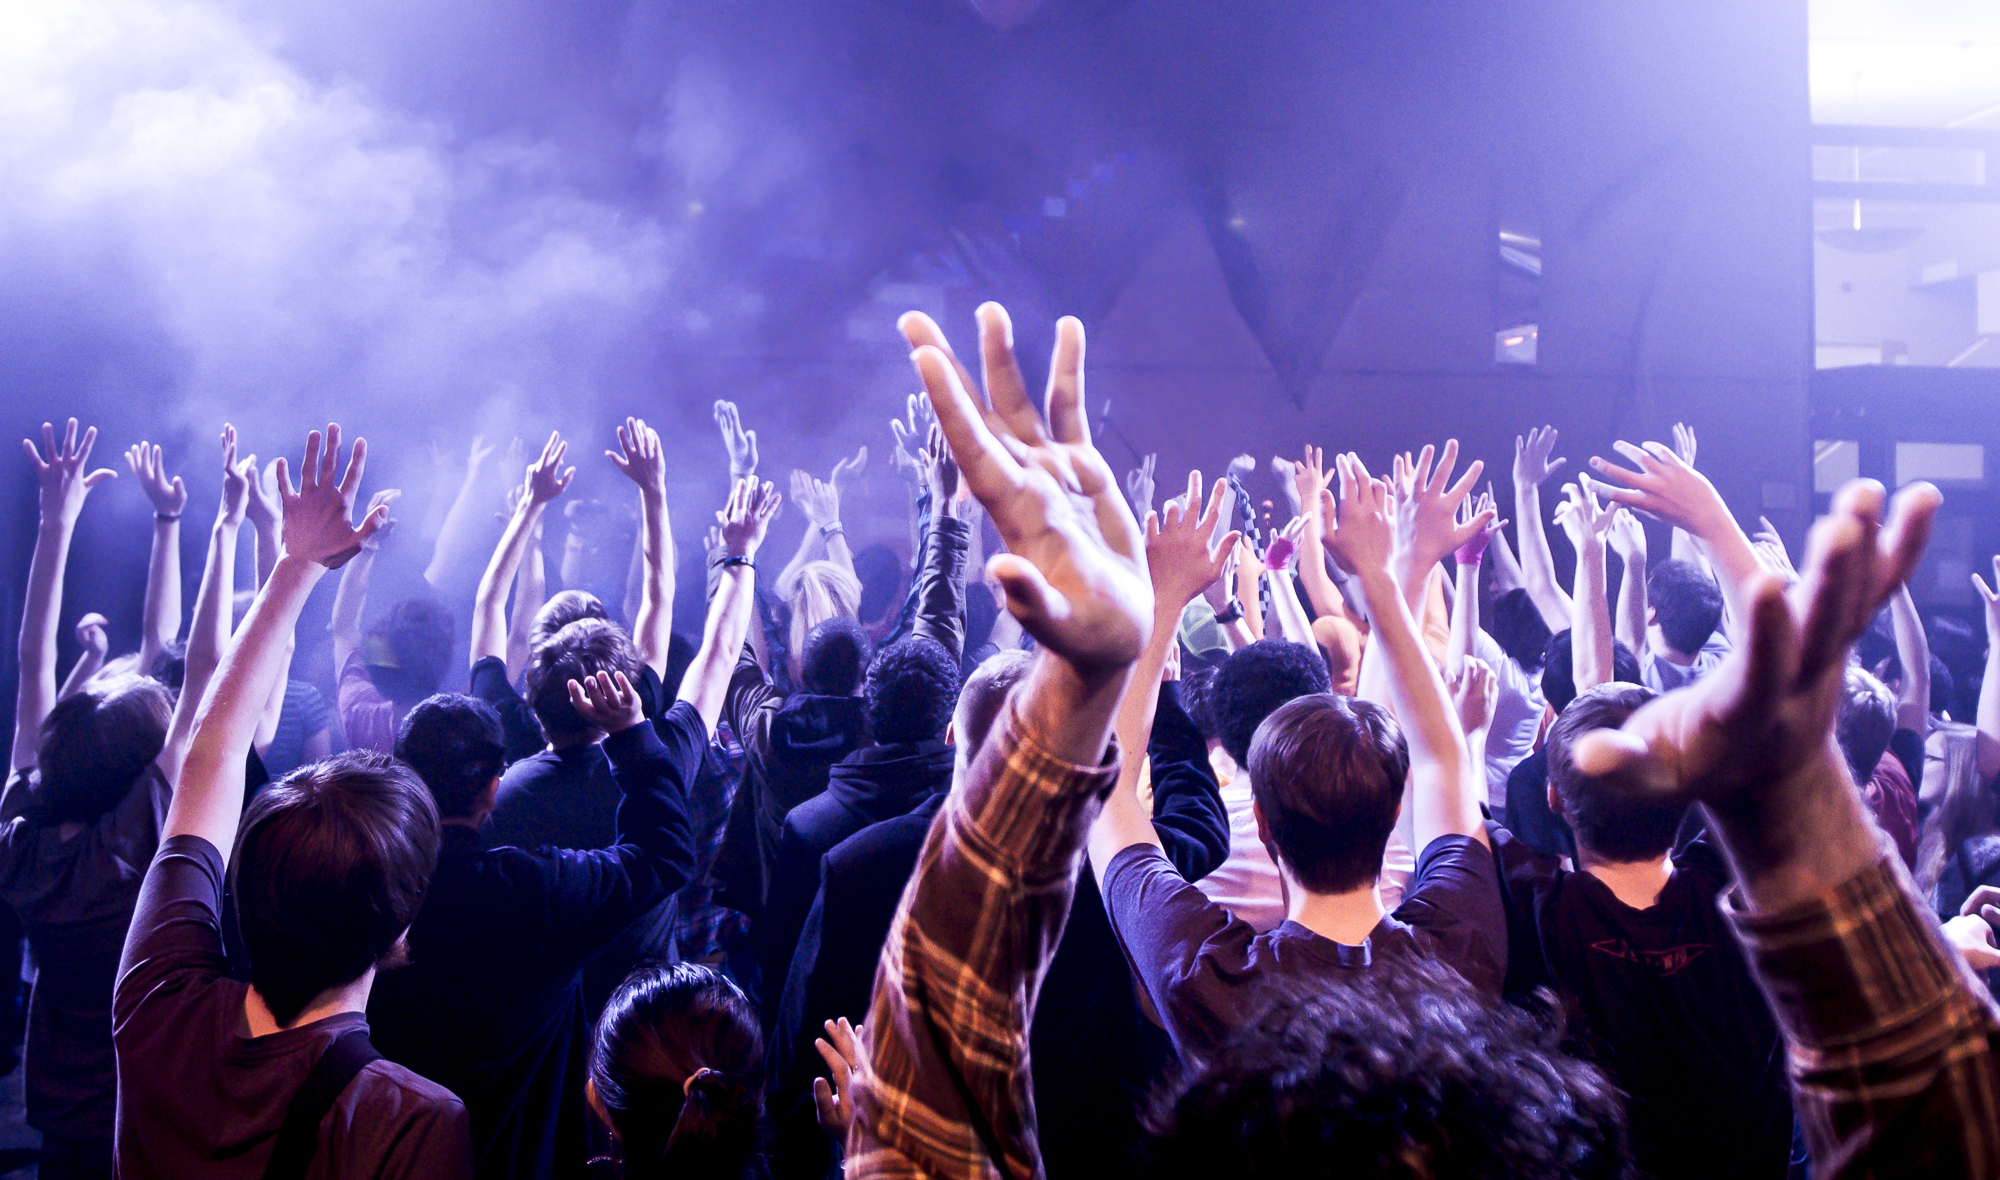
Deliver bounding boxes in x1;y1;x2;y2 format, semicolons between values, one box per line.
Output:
1454;528;1493;566
1264;537;1297;571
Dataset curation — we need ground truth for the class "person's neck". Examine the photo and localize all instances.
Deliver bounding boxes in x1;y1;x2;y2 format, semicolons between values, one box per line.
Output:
1648;632;1696;667
441;814;487;831
546;732;604;752
1285;877;1388;946
242;969;376;1038
1579;850;1674;909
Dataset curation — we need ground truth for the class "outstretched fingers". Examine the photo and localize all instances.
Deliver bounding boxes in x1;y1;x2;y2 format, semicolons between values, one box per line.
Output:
909;343;1020;505
1045;315;1089;446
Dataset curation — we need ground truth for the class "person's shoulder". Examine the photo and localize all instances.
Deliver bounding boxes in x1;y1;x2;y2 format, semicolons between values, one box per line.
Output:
355;1058;467;1115
826;808;934;877
498;750;560;786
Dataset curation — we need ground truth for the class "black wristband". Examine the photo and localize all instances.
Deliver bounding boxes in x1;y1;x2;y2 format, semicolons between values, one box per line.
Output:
721;554;755;570
155;512;181;522
1212;600;1245;625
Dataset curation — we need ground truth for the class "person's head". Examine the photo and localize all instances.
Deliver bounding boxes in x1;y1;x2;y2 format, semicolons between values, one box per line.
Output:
365;598;455;707
1211;640;1332;767
1835;665;1895;785
863;636;959;745
1179;665;1220;745
1928;614;1985;721
148;639;187;695
1873;652;1955;721
1540;630;1643;715
1546;683;1685;864
533;590;608;651
35;677;172;823
1489;588;1553;673
782;560;861;662
1248;694;1408;895
1918;721;2000;894
951;649;1034;777
231;752;438;1027
526;619;643;746
395;694;506;821
852;543;903;628
589;962;764;1180
1143;962;1627;1180
1644;560;1723;658
799;617;873;697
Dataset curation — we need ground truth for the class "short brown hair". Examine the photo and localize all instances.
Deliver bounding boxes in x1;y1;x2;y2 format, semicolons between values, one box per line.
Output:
36;677;171;823
1546;683;1683;862
230;752;438;1026
1248;694;1408;894
525;619;643;743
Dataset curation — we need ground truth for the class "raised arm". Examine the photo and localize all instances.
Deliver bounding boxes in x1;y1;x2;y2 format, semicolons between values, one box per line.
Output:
906;425;972;658
607;417;674;680
167;425;387;856
1589;439;1762;644
1125;453;1156;521
1512;426;1574;631
14;421;116;772
1333;454;1486;850
1554;479;1617;692
506;512;546;683
1446;491;1500;678
1667;423;1715;579
330;488;400;672
1607;507;1649;655
1088;471;1235;878
243;456;283;589
58;614;109;702
1264;521;1317;648
1973;559;2000;783
423;434;503;593
681;477;781;737
472;432;572;669
162;426;257;777
126;441;187;668
1389;440;1489;623
1886;582;1931;736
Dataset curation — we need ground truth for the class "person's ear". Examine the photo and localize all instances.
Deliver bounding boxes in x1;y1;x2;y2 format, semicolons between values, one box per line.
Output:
585;1077;615;1139
944;720;957;747
1646;607;1658;627
479;776;500;813
1547;782;1562;818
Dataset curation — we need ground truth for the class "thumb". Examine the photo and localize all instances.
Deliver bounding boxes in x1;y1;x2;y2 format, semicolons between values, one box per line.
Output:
83;468;118;488
354;504;391;544
987;553;1069;630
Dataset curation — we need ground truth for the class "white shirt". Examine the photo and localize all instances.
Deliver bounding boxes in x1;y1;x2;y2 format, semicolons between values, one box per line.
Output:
1474;631;1547;813
1641;633;1730;693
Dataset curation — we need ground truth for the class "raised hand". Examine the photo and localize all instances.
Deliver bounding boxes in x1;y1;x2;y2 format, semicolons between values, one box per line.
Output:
890;392;936;484
1450;655;1499;739
606;418;662;494
1514;425;1566;487
900;304;1152;673
125;440;186;517
466;434;498;478
1293;445;1330;513
357;489;402;552
1127;453;1157;518
1585;440;1735;541
1146;470;1241;611
1673;422;1698;468
566;669;643;735
523;430;576;506
1571;479;1941;870
218;424;257;526
831;446;868;496
273;424;386;569
27;420;117;522
719;476;782;558
1553;479;1616;552
790;469;840;528
1330;453;1395;577
75;612;109;657
1606;506;1647;565
919;423;960;510
1453;488;1504;565
713;400;759;478
1391;440;1490;573
1974;557;2000;638
244;455;282;534
812;1016;865;1141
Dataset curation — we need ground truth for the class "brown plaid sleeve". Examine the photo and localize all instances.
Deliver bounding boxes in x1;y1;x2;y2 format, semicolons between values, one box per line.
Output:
847;692;1118;1180
1728;853;2000;1178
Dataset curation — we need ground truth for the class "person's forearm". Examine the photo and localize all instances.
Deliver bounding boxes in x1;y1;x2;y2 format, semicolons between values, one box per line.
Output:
1671;527;1712;577
1888;584;1930;735
1572;539;1614;691
14;516;75;772
1710;743;1882;916
1234;558;1265;642
166;556;326;857
1298;523;1347;621
1979;625;2000;783
58;647;104;702
682;565;757;735
1513;480;1573;630
825;531;855;578
1091;603;1179;875
1486;526;1525;592
174;519;243;763
635;487;675;679
1266;571;1316;647
250;518;280;589
1018;651;1131;772
329;549;375;668
1447;558;1479;677
425;467;493;591
776;525;823;597
252;635;294;755
506;533;545;683
1693;523;1763;645
139;516;182;665
1351;566;1482;847
1614;553;1647;655
472;500;544;667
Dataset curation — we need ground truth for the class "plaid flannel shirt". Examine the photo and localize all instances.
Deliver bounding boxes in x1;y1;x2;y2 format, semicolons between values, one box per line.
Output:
847;692;1117;1180
1730;852;2000;1178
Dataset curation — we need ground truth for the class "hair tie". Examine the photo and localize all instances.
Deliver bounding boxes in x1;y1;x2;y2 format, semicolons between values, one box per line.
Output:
683;1067;719;1097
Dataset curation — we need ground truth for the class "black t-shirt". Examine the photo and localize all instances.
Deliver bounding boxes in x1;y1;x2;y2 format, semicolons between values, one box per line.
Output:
1495;832;1793;1179
469;657;669;771
1101;833;1507;1059
112;834;471;1179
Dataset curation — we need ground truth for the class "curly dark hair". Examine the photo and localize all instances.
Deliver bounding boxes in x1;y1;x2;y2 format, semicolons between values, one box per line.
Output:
1210;639;1331;766
864;636;959;745
1143;962;1630;1180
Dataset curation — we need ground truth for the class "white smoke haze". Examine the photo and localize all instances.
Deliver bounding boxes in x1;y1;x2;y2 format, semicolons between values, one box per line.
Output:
1;0;683;437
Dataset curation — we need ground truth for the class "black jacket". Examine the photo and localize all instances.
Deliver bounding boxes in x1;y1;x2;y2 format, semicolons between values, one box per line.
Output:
764;682;1229;1180
368;713;700;1180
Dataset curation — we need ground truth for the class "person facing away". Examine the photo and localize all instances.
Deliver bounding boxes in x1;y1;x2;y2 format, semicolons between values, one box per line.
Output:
114;421;470;1180
1637;559;1728;693
365;690;699;1180
337;597;455;755
0;679;173;1179
1493;682;1793;1179
587;962;766;1180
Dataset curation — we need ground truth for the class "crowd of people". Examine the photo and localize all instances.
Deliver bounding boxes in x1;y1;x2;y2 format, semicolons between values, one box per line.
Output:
1;302;1996;1179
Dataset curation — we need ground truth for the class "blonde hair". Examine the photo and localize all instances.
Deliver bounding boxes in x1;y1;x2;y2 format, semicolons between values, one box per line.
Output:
1918;721;1994;896
783;561;861;657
